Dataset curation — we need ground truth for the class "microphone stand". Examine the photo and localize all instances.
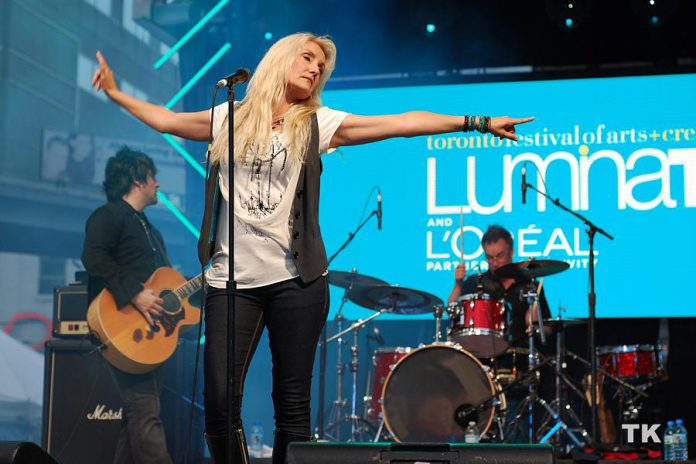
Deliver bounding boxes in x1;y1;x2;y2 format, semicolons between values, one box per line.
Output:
522;180;614;443
224;81;239;461
316;208;378;439
326;210;377;264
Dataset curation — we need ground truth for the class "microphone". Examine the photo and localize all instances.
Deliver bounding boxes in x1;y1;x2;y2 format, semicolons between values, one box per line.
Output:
454;403;478;427
521;164;527;205
377;191;382;230
216;68;251;88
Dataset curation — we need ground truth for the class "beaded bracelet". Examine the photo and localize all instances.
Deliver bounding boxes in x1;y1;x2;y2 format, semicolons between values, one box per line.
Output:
463;115;491;133
463;115;477;132
475;116;491;134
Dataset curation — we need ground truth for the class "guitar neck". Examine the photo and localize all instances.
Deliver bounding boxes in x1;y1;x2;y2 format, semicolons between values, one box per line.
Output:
174;274;203;300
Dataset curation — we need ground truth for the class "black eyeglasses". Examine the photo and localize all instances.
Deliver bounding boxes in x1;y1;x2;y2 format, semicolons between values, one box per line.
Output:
484;249;510;262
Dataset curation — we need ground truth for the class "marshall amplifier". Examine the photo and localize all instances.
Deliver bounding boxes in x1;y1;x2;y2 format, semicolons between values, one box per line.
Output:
52;282;89;337
42;339;123;463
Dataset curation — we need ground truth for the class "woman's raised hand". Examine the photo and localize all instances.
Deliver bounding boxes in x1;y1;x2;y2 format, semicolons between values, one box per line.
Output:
91;51;118;95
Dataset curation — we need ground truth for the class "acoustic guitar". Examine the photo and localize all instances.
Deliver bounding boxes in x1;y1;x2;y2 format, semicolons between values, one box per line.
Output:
87;267;202;374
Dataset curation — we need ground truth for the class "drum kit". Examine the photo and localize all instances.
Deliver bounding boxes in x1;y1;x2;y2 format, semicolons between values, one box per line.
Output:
321;260;667;451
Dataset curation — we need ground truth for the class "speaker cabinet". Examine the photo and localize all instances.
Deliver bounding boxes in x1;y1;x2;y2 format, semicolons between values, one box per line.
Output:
287;442;555;464
52;285;89;337
0;442;59;464
42;339;123;463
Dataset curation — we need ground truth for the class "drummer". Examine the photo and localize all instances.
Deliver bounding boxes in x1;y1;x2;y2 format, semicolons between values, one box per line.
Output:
448;224;554;443
447;224;552;349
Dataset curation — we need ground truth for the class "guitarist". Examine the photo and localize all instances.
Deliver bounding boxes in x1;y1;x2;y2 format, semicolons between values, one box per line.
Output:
81;147;173;464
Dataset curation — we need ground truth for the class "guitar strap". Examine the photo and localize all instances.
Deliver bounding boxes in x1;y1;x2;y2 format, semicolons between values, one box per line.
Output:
134;212;172;268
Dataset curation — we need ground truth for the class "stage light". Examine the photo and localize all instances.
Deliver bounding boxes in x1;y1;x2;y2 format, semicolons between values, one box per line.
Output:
631;0;677;26
153;0;230;69
545;0;592;31
156;191;200;239
426;23;436;34
264;32;273;40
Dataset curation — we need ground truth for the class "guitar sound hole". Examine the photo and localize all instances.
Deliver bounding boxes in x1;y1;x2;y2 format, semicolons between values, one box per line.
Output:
159;290;181;314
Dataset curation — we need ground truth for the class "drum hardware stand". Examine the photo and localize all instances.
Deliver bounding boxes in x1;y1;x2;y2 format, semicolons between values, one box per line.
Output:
538;316;594;453
361;324;384;424
521;280;546;444
535;359;593;452
372;415;393;442
458;355;588;450
346;323;373;442
515;283;592;451
433;304;445;342
454;356;553;430
323;270;377;441
322;280;351;441
523;175;614;439
317;193;381;438
511;281;582;449
326;308;387;442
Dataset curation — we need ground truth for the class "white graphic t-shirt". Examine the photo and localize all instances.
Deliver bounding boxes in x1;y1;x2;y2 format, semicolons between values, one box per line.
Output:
206;104;349;289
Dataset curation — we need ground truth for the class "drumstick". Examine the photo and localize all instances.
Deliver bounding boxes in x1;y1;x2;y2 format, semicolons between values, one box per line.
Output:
459;206;464;264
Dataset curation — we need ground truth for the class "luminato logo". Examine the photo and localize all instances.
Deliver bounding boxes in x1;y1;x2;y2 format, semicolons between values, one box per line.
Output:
622;424;661;443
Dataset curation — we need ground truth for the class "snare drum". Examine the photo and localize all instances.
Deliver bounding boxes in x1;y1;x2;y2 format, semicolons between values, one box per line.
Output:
367;347;412;421
447;293;508;358
381;343;506;442
597;344;661;380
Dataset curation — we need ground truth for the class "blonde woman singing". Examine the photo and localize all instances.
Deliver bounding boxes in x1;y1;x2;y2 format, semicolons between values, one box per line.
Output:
91;32;534;464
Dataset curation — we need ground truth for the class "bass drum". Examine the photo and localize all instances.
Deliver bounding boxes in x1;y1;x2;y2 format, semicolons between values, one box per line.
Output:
381;343;505;442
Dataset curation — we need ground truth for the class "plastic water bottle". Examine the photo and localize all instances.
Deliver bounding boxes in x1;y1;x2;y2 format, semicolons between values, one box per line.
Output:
664;420;675;461
249;420;264;458
675;419;688;461
464;421;480;444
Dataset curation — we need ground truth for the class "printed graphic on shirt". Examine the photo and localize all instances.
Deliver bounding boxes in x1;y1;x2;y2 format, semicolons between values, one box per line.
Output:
239;135;289;219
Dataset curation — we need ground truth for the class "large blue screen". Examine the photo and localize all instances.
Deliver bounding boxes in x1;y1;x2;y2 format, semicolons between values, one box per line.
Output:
319;73;696;320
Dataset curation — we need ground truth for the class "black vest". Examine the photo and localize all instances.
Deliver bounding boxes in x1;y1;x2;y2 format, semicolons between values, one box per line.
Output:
198;113;327;283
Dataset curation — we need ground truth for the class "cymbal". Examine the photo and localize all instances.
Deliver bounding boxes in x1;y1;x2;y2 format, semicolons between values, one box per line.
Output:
543;318;586;329
327;270;389;290
349;285;444;315
493;259;570;280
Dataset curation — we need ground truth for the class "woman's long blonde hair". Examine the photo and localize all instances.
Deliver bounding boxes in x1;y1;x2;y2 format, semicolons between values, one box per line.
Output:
210;33;337;164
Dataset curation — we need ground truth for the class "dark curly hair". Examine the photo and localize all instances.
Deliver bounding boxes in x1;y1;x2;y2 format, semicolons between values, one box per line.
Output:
103;147;156;202
481;224;513;249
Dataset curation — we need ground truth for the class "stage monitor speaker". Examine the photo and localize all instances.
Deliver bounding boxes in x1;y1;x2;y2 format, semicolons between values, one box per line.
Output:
287;442;555;464
0;442;59;464
42;339;123;464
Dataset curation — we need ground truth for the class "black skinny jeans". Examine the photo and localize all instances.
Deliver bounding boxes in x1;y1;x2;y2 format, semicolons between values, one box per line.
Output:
203;275;329;437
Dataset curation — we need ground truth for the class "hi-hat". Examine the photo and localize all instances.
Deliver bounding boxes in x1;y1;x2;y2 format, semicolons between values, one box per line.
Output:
349;285;443;315
493;259;570;281
327;270;389;290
